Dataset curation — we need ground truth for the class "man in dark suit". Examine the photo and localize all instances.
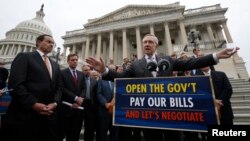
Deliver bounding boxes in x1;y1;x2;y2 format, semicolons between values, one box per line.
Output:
58;54;86;141
86;34;239;141
2;34;62;141
96;63;120;141
82;65;99;141
196;51;233;123
97;79;119;141
197;66;234;125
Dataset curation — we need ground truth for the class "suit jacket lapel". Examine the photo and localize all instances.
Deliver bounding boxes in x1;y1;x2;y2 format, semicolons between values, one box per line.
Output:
33;51;51;80
50;58;57;80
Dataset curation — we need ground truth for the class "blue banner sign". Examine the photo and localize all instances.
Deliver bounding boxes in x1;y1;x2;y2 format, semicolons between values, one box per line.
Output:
113;76;219;132
0;90;11;114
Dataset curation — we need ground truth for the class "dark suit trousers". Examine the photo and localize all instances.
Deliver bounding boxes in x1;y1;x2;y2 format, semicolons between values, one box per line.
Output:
2;115;58;141
83;100;98;141
58;106;84;141
98;107;119;141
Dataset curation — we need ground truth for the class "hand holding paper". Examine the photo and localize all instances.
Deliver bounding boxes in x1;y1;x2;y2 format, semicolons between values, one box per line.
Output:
62;101;84;110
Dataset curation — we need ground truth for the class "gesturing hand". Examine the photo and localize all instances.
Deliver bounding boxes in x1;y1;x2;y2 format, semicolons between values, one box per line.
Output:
86;57;106;73
216;47;239;59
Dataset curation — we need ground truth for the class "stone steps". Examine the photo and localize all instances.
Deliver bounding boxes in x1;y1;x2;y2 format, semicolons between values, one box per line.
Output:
231;100;250;107
233;114;250;123
230;82;250;85
229;78;250;124
232;106;250;114
231;93;250;100
233;122;250;125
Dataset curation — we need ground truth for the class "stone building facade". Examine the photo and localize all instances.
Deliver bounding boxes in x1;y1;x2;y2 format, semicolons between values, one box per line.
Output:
65;2;247;79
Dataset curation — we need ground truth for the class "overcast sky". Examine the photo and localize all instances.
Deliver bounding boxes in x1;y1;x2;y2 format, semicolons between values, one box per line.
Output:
1;0;249;74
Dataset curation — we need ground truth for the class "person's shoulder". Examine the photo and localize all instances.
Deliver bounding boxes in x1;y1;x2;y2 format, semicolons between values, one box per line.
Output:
76;70;84;76
12;52;33;63
16;51;37;59
212;70;226;76
15;52;28;57
160;55;171;60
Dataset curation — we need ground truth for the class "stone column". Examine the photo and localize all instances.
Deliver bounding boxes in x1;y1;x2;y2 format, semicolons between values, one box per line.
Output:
9;45;14;55
109;31;114;60
96;33;102;58
29;46;33;52
114;38;118;64
72;44;76;54
16;45;21;55
150;24;155;35
0;45;3;55
222;21;233;43
91;42;96;57
63;46;67;61
122;29;128;59
136;26;142;59
164;22;173;55
4;45;7;55
206;23;215;41
126;39;131;60
24;46;28;52
1;45;5;55
81;42;85;60
84;36;90;60
12;45;17;55
217;26;224;40
102;40;107;63
179;20;188;45
4;45;9;55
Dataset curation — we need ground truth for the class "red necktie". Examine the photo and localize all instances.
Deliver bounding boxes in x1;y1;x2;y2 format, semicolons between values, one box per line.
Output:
72;70;77;85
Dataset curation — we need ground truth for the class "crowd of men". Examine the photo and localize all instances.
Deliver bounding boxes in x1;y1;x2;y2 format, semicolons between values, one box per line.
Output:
0;34;237;141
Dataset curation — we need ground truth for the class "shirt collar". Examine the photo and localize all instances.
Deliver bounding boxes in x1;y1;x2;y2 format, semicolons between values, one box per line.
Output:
36;49;46;58
145;53;156;60
69;68;77;75
203;69;211;75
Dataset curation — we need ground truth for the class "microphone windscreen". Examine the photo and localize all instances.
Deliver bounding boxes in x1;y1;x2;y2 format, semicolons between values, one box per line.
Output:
146;61;157;71
158;59;170;71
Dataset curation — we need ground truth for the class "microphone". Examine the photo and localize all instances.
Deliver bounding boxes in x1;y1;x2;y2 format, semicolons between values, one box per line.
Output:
146;61;157;71
158;59;170;71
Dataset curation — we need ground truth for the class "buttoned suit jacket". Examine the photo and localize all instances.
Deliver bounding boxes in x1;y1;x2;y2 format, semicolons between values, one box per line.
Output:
5;51;62;125
60;68;86;117
97;80;113;107
210;71;234;121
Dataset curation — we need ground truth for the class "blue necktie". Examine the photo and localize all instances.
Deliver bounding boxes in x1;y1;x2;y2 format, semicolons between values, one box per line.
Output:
85;77;90;99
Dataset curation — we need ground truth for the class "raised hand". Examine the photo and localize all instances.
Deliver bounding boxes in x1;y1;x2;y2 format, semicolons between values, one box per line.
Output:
86;57;106;73
216;47;239;59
